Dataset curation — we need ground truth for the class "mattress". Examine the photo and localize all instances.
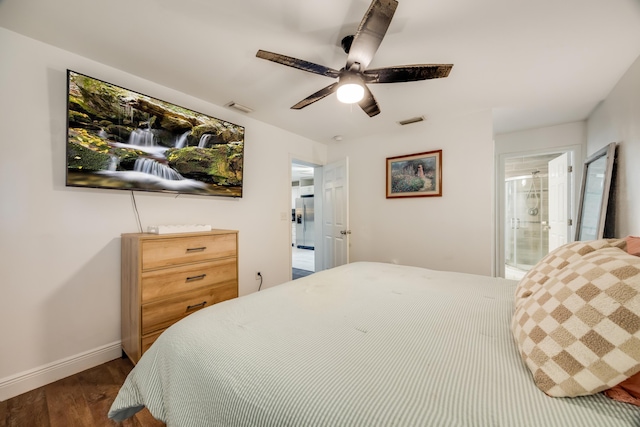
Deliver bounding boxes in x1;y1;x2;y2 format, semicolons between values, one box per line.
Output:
109;262;640;426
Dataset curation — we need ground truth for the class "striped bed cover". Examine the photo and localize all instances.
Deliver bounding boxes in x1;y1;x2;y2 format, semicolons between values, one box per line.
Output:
109;262;640;426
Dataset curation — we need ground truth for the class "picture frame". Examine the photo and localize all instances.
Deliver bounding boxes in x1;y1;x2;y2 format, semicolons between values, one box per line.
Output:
574;142;617;241
386;150;442;198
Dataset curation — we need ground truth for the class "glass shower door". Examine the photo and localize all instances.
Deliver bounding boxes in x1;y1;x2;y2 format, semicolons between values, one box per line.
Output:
505;177;545;273
505;179;520;269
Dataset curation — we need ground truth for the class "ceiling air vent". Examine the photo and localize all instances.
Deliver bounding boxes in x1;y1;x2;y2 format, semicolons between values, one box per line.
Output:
226;101;253;114
397;116;425;126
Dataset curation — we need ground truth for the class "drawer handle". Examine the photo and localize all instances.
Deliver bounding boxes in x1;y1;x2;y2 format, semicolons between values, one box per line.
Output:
186;301;207;311
186;274;207;282
186;247;207;253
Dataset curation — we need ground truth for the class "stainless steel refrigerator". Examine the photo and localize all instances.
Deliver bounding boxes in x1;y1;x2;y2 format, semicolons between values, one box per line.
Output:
295;196;314;250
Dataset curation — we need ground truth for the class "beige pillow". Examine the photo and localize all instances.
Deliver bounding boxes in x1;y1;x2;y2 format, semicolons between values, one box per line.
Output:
514;239;626;308
512;246;640;397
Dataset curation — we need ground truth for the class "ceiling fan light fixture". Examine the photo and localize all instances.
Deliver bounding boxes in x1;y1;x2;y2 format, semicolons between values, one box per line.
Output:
337;83;364;104
336;73;365;104
255;0;452;117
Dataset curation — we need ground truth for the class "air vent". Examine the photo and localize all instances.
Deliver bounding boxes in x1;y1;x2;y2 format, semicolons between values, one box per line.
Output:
225;101;253;114
397;116;425;126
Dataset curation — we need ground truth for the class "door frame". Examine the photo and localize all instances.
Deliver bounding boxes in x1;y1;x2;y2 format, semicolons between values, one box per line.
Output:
494;144;583;278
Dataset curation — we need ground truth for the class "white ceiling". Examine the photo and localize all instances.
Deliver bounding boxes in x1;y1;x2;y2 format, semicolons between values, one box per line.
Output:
2;0;640;143
291;164;315;183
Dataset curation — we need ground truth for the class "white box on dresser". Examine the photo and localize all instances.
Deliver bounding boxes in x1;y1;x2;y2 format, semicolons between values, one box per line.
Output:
121;230;239;364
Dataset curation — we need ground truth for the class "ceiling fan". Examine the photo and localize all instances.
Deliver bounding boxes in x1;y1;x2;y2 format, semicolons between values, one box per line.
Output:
256;0;453;117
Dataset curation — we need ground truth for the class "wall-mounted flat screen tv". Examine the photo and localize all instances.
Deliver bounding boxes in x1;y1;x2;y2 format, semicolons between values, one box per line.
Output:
66;70;244;197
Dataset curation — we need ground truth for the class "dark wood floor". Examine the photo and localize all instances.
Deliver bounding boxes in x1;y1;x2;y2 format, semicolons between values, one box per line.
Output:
0;357;165;427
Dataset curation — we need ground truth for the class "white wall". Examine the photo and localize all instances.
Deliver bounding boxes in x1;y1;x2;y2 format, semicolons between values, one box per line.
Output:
0;27;327;400
494;122;586;157
587;54;640;237
327;110;494;276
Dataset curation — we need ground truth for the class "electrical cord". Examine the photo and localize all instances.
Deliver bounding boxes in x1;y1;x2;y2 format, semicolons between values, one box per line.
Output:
257;272;263;291
130;191;180;233
131;191;143;232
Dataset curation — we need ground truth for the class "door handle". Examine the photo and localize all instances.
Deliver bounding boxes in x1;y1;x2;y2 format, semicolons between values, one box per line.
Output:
340;230;352;235
186;247;206;253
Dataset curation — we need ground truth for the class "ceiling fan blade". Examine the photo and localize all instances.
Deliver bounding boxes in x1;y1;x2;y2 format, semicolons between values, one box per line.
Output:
363;64;453;83
256;50;341;79
346;0;398;71
358;84;381;117
291;82;340;110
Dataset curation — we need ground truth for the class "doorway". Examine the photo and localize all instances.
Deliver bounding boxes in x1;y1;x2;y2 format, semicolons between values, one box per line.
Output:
290;157;350;280
291;161;316;279
499;151;574;279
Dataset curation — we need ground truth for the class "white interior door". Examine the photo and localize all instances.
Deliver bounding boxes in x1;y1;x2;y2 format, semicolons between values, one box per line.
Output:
548;153;569;252
322;158;349;269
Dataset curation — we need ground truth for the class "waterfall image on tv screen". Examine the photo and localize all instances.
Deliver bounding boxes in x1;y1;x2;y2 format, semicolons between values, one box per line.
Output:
66;70;244;197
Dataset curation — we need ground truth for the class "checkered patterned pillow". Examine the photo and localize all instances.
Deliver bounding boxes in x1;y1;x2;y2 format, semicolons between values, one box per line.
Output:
514;239;626;308
512;246;640;397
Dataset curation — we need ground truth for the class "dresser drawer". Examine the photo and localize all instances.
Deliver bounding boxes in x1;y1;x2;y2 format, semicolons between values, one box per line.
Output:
141;233;237;270
141;257;237;302
141;283;238;335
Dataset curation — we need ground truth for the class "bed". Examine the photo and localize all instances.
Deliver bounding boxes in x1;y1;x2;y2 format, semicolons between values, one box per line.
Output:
108;260;640;426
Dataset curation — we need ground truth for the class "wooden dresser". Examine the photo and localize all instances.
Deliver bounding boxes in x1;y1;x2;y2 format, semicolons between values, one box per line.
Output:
121;230;238;364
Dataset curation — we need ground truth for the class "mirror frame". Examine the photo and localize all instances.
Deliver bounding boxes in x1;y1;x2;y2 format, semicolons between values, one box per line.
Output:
574;142;617;241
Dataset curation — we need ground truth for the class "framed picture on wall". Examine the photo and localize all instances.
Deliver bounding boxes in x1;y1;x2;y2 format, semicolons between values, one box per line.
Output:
386;150;442;198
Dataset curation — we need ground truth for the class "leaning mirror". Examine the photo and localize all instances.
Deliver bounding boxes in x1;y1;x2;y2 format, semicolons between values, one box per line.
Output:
575;142;617;241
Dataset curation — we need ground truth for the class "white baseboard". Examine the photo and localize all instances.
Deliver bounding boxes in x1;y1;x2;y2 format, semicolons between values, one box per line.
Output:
0;341;122;402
